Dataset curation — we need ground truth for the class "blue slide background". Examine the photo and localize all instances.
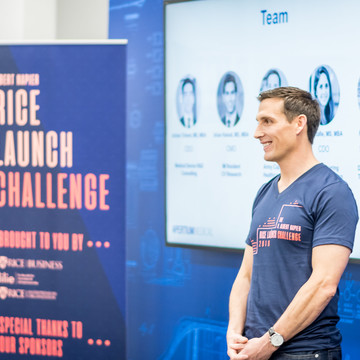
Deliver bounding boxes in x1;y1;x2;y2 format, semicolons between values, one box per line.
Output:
109;1;360;359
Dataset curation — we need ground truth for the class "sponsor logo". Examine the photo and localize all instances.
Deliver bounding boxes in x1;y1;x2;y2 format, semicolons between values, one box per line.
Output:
0;287;57;300
0;272;15;285
172;225;213;236
0;287;25;299
0;257;62;270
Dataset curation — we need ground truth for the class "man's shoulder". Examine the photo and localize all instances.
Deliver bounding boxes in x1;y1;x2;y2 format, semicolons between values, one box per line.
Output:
315;163;342;180
253;175;279;201
306;163;349;193
307;164;357;216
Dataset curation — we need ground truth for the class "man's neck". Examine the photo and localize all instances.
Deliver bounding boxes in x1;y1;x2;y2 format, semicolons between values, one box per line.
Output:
277;147;319;193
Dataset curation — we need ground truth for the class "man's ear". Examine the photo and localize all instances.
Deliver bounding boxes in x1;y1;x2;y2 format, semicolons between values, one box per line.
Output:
295;114;307;136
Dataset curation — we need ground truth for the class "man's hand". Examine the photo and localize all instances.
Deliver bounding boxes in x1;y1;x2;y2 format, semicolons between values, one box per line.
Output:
238;334;276;360
227;330;249;360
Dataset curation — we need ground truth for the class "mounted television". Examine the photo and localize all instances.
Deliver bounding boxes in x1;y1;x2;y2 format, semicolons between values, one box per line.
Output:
165;0;360;260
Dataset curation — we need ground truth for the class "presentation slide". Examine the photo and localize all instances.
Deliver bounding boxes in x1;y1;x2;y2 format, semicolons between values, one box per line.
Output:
165;0;360;259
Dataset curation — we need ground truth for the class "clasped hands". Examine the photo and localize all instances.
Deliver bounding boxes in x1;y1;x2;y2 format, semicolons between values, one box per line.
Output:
227;331;275;360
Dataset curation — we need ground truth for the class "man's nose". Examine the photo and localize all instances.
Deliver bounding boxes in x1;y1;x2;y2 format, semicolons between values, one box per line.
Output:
254;124;263;139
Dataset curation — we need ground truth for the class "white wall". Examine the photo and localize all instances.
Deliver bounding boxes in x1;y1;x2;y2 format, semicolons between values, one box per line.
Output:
0;0;109;41
24;0;57;39
57;0;109;39
0;0;27;40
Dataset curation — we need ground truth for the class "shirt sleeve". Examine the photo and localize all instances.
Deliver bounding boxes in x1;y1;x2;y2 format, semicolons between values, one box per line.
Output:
312;181;358;251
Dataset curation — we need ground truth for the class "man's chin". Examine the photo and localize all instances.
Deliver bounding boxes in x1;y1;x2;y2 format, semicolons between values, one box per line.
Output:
264;154;275;162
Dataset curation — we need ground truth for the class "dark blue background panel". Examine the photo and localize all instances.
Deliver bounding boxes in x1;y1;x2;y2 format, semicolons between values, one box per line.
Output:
0;43;126;359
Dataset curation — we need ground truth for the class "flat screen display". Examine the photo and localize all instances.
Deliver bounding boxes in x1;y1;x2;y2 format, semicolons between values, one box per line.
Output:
165;0;360;259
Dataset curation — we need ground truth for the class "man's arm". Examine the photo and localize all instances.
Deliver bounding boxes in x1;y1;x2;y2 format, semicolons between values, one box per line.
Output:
240;244;351;360
227;244;253;360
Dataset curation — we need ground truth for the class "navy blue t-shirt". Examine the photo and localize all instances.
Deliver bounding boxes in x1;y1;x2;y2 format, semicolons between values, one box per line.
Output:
244;163;358;352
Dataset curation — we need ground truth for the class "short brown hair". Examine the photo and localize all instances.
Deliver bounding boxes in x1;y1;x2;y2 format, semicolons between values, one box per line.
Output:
257;87;320;144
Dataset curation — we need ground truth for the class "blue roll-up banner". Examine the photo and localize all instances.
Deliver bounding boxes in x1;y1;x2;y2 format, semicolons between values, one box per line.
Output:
0;42;126;359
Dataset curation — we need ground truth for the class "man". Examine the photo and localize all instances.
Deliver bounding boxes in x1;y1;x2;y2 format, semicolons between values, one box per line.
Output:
180;78;196;128
227;87;358;360
221;74;240;127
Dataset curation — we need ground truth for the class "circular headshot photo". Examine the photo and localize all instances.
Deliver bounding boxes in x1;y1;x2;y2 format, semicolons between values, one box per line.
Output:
309;65;340;125
260;68;288;92
176;76;197;128
217;72;244;127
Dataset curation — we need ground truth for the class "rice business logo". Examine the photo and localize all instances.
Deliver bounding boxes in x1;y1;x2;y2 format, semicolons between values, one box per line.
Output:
0;257;62;270
0;287;57;300
0;287;25;300
172;225;213;236
0;256;25;269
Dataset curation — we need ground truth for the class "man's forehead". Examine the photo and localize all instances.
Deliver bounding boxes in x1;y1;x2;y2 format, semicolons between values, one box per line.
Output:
256;98;285;119
259;97;284;110
260;97;284;105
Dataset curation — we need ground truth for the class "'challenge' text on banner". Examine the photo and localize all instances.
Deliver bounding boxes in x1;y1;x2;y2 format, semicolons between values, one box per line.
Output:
0;73;109;211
